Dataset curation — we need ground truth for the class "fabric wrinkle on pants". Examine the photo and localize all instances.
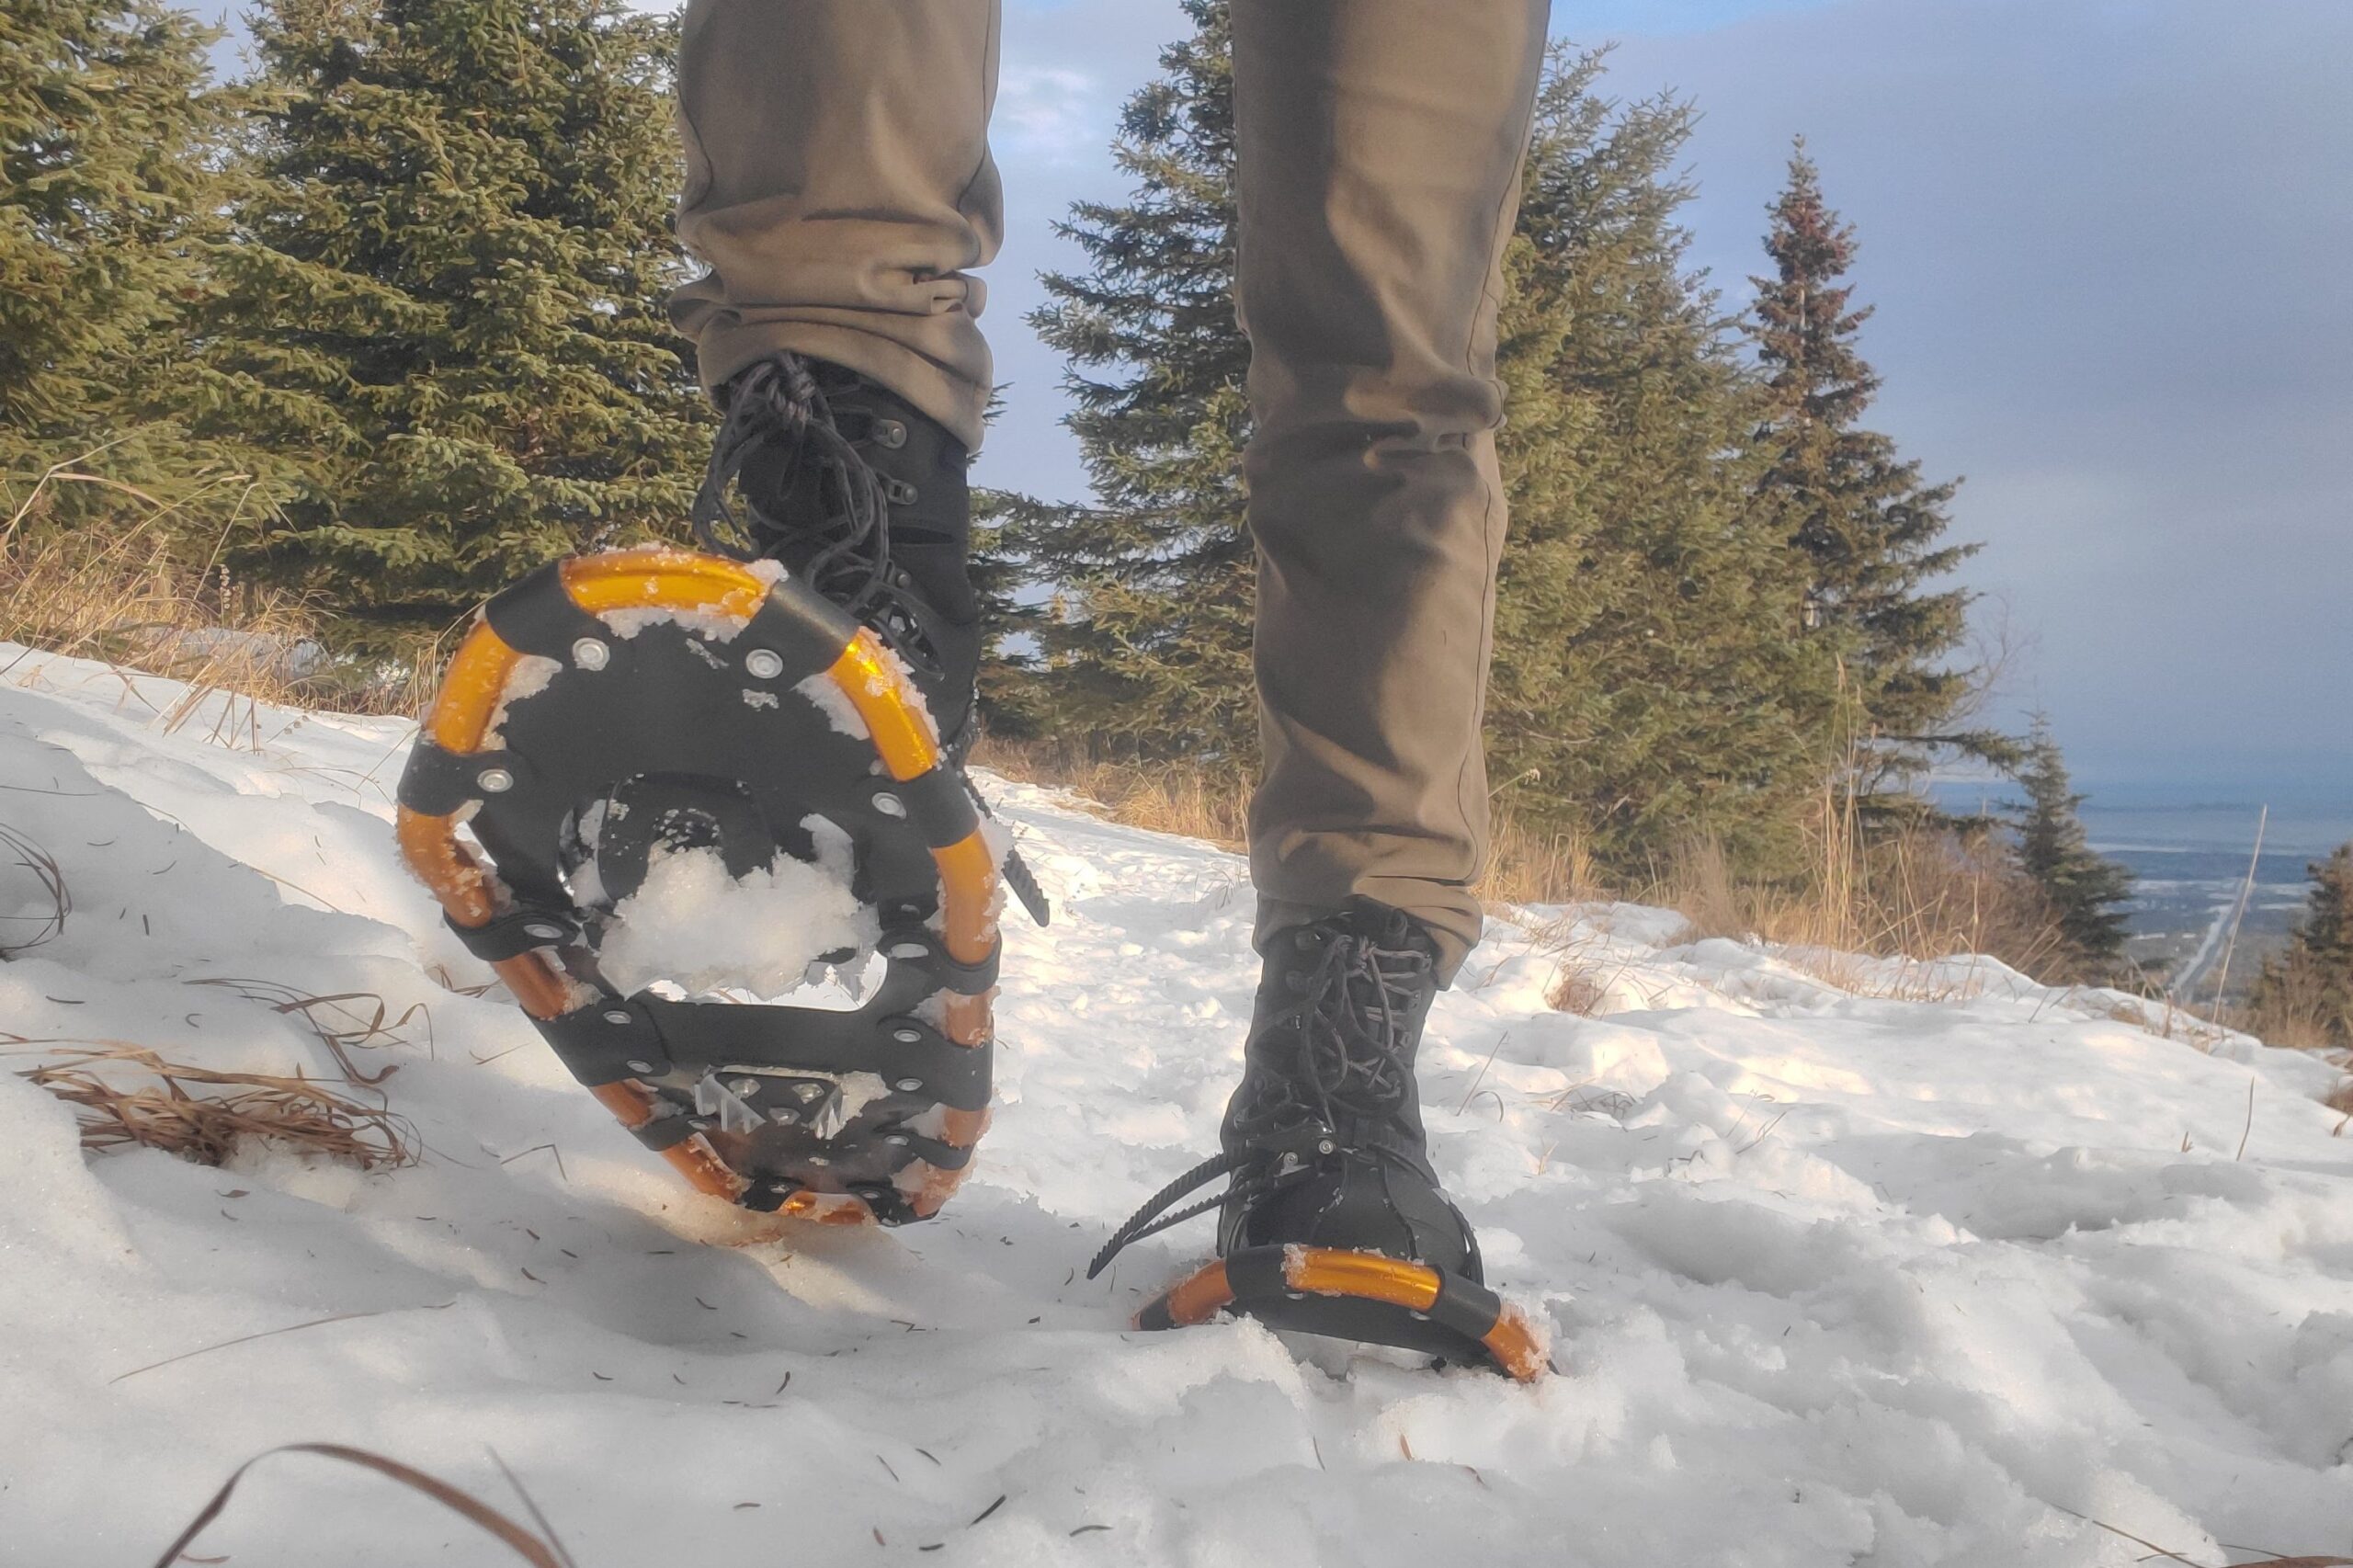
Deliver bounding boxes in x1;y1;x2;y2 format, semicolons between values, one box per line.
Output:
672;0;1003;451
671;0;1550;984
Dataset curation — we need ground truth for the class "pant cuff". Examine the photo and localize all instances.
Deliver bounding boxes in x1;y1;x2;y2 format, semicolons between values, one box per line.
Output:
691;320;991;453
1252;888;1483;989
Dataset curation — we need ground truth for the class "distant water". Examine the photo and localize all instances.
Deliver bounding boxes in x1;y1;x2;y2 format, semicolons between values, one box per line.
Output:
1932;781;2352;992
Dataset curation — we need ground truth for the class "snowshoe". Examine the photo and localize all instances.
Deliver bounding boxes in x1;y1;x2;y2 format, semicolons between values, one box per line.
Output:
1091;904;1549;1381
395;358;1042;1227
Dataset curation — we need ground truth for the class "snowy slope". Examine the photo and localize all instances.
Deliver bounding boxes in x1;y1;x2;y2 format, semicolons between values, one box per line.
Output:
4;644;2351;1567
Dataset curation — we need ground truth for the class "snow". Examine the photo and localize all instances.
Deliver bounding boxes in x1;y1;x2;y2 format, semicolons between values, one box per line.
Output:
596;829;875;999
4;641;2352;1565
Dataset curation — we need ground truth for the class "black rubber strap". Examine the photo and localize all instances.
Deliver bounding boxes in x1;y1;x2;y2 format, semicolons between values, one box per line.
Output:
883;1131;973;1171
740;591;859;683
1226;1246;1290;1304
482;563;610;660
445;907;578;962
630;1114;698;1152
1003;846;1051;928
532;998;671;1086
881;926;1000;996
1426;1269;1507;1346
891;767;981;849
398;737;522;816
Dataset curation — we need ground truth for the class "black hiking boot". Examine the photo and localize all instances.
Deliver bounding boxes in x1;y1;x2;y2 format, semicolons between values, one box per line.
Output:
393;353;1042;1232
1090;902;1547;1381
696;354;982;757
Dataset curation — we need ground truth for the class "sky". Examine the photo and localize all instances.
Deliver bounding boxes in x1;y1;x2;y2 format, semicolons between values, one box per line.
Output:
225;0;2353;799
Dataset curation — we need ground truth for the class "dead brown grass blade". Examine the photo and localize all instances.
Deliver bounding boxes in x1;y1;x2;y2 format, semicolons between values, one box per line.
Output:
6;1041;415;1171
0;821;69;959
186;977;430;1082
110;1301;454;1384
149;1444;569;1568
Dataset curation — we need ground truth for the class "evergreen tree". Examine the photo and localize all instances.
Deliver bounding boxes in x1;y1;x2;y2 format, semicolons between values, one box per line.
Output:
2248;843;2353;1048
996;17;1842;871
1;0;233;479
999;0;1254;757
2005;714;2133;979
1483;53;1840;869
1750;142;1994;798
185;0;710;648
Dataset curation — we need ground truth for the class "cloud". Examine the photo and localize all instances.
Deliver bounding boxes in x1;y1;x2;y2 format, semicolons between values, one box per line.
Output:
994;63;1105;165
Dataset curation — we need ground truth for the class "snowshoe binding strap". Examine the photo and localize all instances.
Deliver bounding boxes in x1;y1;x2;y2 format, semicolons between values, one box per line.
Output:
395;547;1006;1226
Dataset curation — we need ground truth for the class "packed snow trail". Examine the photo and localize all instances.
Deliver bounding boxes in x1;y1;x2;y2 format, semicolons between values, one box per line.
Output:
3;645;2351;1567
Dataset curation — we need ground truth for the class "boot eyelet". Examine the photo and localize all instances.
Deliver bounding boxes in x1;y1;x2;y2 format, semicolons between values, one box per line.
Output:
881;477;918;506
873;419;907;449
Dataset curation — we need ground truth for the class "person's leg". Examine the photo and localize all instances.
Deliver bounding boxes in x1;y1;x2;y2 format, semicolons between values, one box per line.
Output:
671;0;1002;452
1232;0;1549;983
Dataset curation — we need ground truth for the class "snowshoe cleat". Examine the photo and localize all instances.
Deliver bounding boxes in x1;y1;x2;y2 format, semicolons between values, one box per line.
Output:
1090;903;1548;1381
395;357;1042;1227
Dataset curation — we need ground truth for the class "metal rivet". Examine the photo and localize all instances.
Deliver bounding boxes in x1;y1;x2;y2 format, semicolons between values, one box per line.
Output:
892;1077;924;1094
745;648;784;680
625;1059;655;1075
883;1133;911;1147
1316;1140;1336;1156
524;922;566;941
476;767;514;793
794;1082;826;1103
572;638;608;670
892;1027;922;1044
732;1077;760;1097
888;942;927;960
872;792;905;818
875;419;907;449
603;1009;633;1026
768;1108;799;1124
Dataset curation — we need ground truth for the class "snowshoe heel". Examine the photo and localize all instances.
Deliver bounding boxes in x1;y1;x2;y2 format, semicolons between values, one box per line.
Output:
1138;1246;1549;1383
395;546;1013;1225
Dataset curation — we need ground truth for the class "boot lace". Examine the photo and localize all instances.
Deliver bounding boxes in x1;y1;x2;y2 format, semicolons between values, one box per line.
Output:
1086;922;1431;1277
689;355;939;679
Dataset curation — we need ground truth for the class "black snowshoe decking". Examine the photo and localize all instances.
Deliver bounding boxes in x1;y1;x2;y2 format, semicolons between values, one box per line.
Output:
396;546;1016;1227
1134;1246;1549;1383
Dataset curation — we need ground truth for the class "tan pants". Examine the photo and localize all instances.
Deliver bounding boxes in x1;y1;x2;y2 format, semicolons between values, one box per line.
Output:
673;1;1548;982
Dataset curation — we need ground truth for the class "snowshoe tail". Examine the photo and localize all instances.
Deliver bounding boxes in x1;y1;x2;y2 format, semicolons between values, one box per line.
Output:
1136;1246;1550;1382
395;547;1022;1226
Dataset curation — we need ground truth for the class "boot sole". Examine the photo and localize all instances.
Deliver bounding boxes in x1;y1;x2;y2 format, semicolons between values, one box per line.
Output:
1136;1245;1550;1382
395;547;1001;1226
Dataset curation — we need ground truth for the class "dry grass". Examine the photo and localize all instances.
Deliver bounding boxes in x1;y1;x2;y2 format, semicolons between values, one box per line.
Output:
1647;782;2070;993
153;1444;574;1568
976;737;2078;998
972;736;1252;849
972;739;1606;904
1;453;426;719
6;1040;415;1172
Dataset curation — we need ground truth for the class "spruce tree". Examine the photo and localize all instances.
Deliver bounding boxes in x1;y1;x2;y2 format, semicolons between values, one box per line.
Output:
1483;53;1839;869
2248;844;2353;1048
185;0;710;648
1;0;233;479
2005;714;2134;979
1003;0;1254;757
1750;142;1994;799
998;17;1840;872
